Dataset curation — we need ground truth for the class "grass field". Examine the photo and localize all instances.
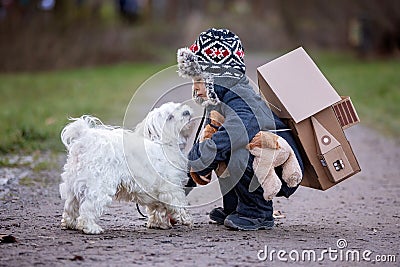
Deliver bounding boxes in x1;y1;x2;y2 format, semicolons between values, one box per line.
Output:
316;53;400;138
0;53;399;153
0;63;166;153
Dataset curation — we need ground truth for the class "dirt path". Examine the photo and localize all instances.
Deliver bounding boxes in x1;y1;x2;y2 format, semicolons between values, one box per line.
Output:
1;55;399;266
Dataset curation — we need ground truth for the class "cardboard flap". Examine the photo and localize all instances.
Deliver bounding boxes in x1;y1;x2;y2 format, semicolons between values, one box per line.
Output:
257;73;291;117
257;47;341;123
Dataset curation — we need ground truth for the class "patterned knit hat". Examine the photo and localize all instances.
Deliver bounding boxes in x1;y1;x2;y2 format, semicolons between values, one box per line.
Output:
177;28;246;106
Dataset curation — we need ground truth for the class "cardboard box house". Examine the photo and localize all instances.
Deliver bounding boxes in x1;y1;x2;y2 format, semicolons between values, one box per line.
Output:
257;47;361;190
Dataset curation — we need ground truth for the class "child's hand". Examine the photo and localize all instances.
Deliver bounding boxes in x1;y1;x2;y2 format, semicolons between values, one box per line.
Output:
215;162;229;178
200;110;225;142
189;168;211;185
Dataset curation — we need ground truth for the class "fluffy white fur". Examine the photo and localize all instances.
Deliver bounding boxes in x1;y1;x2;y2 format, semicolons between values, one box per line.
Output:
60;102;194;234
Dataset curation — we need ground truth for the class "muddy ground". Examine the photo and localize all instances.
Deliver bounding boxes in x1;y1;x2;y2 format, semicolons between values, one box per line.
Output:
1;124;399;267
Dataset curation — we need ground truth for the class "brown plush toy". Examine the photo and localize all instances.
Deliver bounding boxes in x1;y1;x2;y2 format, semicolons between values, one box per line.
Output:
246;131;303;200
190;112;303;200
189;110;228;185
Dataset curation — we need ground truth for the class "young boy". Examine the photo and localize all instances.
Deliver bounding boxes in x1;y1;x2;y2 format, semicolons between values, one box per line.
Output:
177;28;304;230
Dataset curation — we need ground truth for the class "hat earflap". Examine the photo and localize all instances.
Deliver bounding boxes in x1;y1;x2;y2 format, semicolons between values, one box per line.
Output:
177;48;220;106
177;48;202;78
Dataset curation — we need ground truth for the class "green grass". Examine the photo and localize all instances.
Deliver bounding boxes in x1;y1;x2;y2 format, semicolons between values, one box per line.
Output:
314;52;400;137
0;52;399;154
0;63;165;153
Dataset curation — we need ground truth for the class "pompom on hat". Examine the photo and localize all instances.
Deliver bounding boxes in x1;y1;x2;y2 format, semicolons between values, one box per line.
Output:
177;28;246;106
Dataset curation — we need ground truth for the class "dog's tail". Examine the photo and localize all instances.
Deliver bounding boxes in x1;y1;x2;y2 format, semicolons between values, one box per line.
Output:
61;115;104;150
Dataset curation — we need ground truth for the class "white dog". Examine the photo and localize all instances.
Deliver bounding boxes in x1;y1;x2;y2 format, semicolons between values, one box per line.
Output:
59;102;194;234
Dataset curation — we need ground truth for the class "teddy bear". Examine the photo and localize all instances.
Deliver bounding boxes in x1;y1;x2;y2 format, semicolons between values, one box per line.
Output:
246;131;303;200
189;111;302;201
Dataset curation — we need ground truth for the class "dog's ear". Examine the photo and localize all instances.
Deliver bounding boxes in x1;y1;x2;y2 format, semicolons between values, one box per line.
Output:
147;124;161;141
146;115;163;141
135;111;163;141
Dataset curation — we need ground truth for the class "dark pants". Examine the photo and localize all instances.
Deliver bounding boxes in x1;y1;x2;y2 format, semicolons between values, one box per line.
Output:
220;129;304;219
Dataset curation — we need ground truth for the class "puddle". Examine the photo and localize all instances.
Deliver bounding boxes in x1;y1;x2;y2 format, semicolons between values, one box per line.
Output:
0;152;65;198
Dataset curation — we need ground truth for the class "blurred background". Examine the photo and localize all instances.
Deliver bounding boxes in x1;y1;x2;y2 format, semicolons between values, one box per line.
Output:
0;0;399;153
1;0;400;71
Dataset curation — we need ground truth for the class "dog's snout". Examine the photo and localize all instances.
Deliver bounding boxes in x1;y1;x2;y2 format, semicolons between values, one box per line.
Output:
182;110;191;117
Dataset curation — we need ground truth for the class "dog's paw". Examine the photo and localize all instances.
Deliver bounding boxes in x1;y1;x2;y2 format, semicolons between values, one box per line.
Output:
147;216;173;229
61;213;78;230
61;218;77;230
168;209;193;227
179;213;193;227
147;221;172;230
174;215;193;227
181;219;193;227
76;218;104;234
82;224;104;235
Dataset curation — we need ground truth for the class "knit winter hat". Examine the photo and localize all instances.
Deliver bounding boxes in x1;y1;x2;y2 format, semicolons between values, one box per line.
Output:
177;28;246;106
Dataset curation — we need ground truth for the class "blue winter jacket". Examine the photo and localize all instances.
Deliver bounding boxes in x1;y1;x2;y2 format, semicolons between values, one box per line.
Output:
188;75;291;184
